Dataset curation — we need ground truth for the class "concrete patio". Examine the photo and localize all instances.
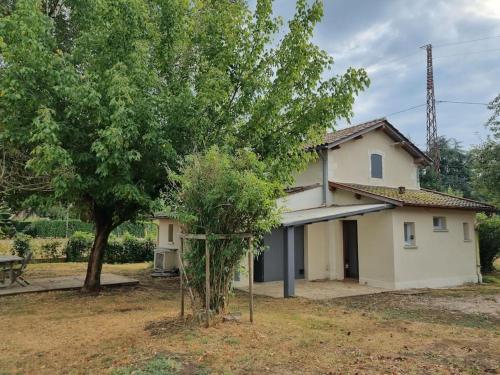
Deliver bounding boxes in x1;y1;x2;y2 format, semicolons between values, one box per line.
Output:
235;279;390;300
0;273;139;297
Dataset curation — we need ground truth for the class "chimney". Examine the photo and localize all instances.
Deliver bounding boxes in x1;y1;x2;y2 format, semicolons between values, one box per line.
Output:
398;186;406;194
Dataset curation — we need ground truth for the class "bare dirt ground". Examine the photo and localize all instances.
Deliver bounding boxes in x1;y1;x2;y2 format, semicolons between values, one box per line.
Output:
0;263;499;375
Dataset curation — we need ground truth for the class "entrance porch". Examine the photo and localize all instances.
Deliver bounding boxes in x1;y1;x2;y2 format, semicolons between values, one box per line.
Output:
235;278;389;300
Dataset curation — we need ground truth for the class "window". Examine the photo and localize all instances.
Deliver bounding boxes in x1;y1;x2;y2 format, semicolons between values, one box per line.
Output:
404;222;416;247
370;153;383;178
167;223;174;243
463;222;471;241
433;216;447;231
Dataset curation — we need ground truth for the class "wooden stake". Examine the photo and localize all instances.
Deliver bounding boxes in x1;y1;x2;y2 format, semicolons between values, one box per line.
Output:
205;238;210;328
248;237;254;323
179;238;184;318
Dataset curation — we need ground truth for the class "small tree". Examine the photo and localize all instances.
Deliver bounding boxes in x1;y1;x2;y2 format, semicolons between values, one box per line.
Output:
477;213;500;273
172;147;281;314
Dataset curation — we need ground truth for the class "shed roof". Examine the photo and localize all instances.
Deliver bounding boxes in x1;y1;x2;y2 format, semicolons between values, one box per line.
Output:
329;181;496;212
281;203;393;227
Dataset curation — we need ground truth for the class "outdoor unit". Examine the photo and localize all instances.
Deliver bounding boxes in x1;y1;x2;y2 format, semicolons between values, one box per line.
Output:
152;247;179;277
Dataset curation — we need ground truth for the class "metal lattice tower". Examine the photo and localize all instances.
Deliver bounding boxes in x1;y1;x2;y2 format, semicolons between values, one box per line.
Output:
420;44;440;174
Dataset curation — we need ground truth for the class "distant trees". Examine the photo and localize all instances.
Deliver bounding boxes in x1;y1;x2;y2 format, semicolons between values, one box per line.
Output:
419;137;472;197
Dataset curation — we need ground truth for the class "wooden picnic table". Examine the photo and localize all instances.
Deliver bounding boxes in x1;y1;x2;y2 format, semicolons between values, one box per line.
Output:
0;255;23;287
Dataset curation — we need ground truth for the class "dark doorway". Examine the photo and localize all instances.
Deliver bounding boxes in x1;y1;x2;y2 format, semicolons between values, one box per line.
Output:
342;220;359;279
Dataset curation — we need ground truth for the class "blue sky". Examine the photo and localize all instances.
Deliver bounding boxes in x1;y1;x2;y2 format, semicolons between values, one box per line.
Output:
266;0;500;149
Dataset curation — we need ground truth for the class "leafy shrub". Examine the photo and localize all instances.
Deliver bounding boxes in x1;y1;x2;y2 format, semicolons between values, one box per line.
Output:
65;232;154;263
15;219;155;238
65;231;94;262
11;233;32;257
41;240;63;260
173;147;281;313
477;213;500;273
0;202;15;239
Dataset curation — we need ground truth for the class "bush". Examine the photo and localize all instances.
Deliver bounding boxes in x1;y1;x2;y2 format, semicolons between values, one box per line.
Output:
65;231;94;262
477;214;500;273
11;233;32;257
14;219;155;238
65;232;154;263
40;240;63;261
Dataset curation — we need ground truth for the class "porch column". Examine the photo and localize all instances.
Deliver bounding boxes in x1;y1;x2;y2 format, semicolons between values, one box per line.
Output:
284;226;295;298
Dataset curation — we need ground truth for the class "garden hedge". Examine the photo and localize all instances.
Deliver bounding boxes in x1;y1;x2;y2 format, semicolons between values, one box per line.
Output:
65;232;154;264
13;220;156;239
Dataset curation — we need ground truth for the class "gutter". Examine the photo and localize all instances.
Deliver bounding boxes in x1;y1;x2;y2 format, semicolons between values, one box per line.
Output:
317;148;328;206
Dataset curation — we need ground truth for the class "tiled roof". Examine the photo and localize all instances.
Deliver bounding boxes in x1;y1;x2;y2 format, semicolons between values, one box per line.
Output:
322;118;386;145
311;118;431;164
329;181;496;212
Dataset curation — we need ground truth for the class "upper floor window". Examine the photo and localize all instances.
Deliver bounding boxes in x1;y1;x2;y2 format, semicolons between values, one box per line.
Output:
404;222;416;247
433;216;447;231
370;153;383;179
463;222;471;241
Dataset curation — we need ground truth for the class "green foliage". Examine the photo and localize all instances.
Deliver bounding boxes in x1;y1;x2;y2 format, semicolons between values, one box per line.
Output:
0;202;15;238
65;231;94;262
469;139;500;207
11;233;32;257
477;214;500;273
419;137;472;196
487;94;499;139
1;0;367;288
21;220;92;238
13;219;154;238
40;239;62;260
65;231;154;263
172;146;282;313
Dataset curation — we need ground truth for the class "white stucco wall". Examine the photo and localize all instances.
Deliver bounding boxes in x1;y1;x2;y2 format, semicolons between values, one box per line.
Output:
293;157;323;187
357;210;396;288
278;186;324;211
158;218;182;269
328;130;420;189
391;207;479;288
304;222;330;280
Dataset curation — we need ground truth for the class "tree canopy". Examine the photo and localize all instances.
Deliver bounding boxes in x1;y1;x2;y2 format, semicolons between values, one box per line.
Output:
0;0;369;291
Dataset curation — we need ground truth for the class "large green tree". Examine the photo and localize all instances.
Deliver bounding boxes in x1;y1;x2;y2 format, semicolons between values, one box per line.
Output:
419;136;472;196
0;0;368;292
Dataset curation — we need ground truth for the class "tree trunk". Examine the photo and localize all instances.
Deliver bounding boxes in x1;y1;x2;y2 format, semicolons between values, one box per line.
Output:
82;213;113;293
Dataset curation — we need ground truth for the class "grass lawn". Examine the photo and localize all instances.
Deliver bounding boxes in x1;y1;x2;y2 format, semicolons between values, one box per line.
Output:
0;263;499;374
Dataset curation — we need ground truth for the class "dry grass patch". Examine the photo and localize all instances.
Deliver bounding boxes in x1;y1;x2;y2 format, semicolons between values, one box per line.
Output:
0;263;499;374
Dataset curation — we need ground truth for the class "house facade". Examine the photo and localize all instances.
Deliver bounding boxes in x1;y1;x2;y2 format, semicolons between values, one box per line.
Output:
156;118;494;295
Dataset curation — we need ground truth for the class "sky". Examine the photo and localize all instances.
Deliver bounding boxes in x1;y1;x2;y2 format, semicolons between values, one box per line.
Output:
265;0;500;150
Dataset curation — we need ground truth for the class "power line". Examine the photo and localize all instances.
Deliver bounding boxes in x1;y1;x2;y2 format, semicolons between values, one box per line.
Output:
383;99;489;118
437;100;489;106
433;35;500;48
434;48;500;59
384;103;426;117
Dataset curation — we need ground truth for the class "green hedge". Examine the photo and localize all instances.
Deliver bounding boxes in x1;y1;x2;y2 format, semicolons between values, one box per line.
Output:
477;214;500;273
65;232;155;264
13;220;156;239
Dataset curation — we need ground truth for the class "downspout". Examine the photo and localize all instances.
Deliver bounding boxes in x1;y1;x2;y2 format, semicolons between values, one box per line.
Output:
318;148;328;206
474;223;482;284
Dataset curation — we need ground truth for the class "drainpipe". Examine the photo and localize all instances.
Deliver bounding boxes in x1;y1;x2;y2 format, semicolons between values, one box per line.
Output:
474;225;482;284
318;148;328;206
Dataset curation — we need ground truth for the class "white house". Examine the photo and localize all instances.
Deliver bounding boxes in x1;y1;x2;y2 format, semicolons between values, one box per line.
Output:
156;118;495;296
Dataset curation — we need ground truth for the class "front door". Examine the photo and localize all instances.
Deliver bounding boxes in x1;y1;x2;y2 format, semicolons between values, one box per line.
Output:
343;220;359;279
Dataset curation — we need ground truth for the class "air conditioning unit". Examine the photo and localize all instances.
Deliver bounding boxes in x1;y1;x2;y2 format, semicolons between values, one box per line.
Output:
152;247;179;277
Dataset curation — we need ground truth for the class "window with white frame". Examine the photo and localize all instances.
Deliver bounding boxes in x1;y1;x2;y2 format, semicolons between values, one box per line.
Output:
404;222;416;247
370;153;383;179
463;222;471;241
167;223;174;243
433;216;447;231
